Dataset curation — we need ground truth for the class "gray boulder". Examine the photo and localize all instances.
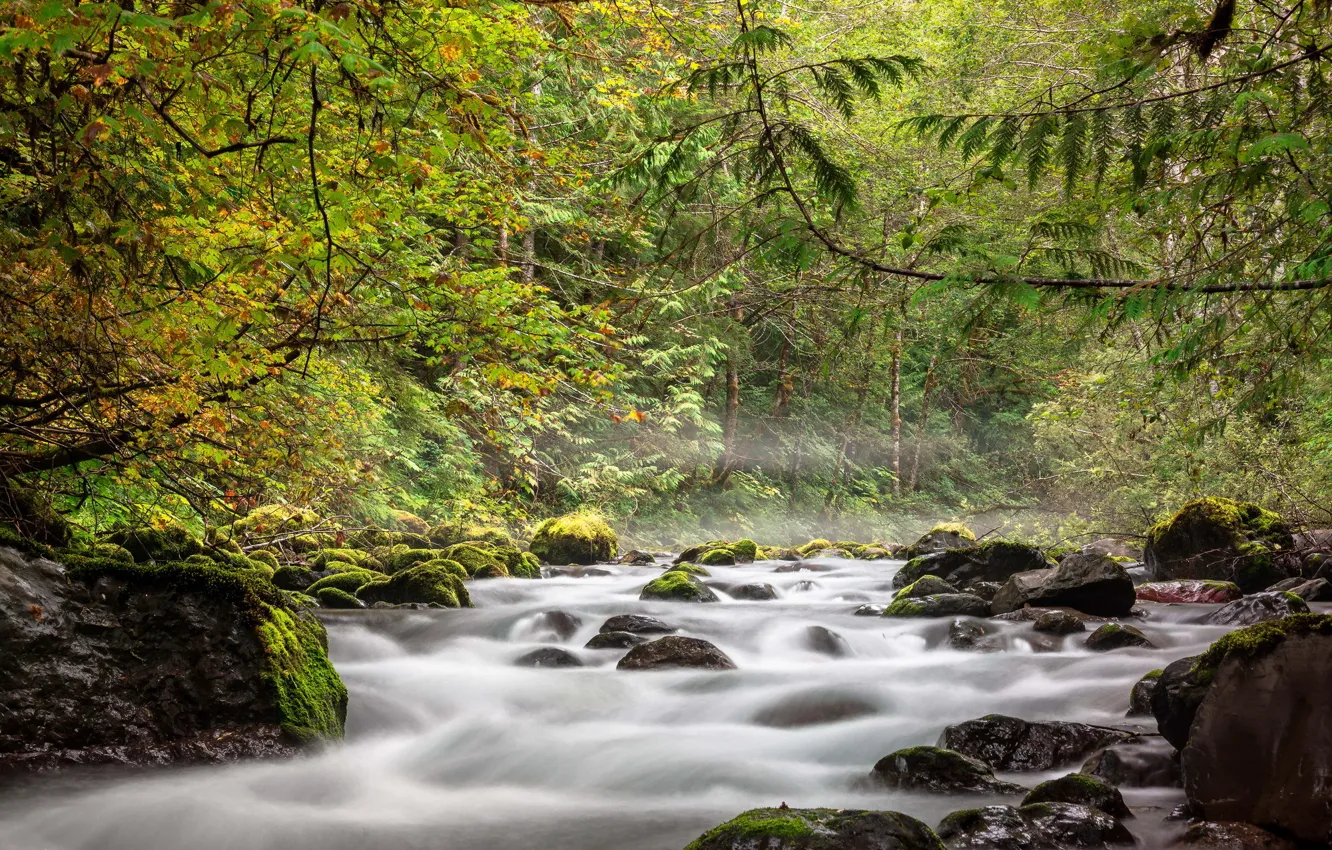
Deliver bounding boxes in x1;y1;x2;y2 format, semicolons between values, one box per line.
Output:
938;714;1135;771
870;746;1026;795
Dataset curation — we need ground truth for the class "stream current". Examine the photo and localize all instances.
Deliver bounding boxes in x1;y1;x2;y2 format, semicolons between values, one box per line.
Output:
0;555;1269;849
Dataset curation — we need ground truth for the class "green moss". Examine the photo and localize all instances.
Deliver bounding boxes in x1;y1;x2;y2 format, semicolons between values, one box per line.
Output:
315;587;363;609
677;540;729;562
796;538;833;556
667;562;711;577
929;522;976;541
515;551;542;579
443;543;507;577
1143;668;1164;680
232;504;327;539
106;517;205;562
355;562;473;607
683;809;817;849
893;575;956;600
428;521;512;547
311;548;383;572
1191;613;1332;680
249;550;279;569
881;597;926;617
284;591;319;609
528;513;617;565
640;570;715;602
383;547;439;573
731;539;758;562
698;547;736;566
254;604;348;741
305;569;379;595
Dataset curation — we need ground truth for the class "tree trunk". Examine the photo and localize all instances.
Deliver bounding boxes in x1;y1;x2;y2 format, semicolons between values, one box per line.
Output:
890;326;902;497
909;354;938;492
772;334;793;418
714;298;744;487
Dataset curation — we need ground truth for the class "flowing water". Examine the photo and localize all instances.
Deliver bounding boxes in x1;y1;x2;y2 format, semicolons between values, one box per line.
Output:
0;556;1259;849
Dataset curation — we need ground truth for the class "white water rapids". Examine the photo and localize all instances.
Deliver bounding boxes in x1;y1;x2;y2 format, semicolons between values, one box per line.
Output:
0;555;1257;849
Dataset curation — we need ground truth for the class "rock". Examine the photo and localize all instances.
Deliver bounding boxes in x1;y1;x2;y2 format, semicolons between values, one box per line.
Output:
938;715;1135;771
893;542;1054;590
1171;821;1300;849
1020;773;1131;819
1267;576;1332;601
1082;538;1142;560
0;546;346;772
752;690;878;728
1127;669;1162;717
514;647;583;668
902;523;978;558
1143;497;1296;593
895;575;961;599
948;619;1001;652
870;746;1026;795
728;582;778;600
272;564;315;591
804;625;851;657
992;554;1135;618
599;614;676;634
528;512;617;565
967;581;1002;601
773;561;834;573
1085;623;1155;651
616;635;736;671
791;580;819;592
616;550;655;565
1135;580;1242;604
1150;656;1211;750
639;571;719;602
666;562;711;577
1180;614;1332;844
533;610;583;640
698;546;737;566
1032;610;1085;635
315;587;365;609
1203;590;1308;626
854;603;883;616
355;561;472;608
1082;738;1181;787
883;593;991;618
686;807;945;850
584;631;648;650
937;803;1133;849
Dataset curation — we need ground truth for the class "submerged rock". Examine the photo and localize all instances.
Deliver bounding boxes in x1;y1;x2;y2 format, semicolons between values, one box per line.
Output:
600;614;676;634
584;631;648;650
685;807;945;850
804;625;851;657
938;715;1135;771
854;603;883;616
1085;623;1155;651
639;571;719;603
1143;497;1296;593
514;647;583;668
1081;738;1181;788
727;582;778;600
937;803;1133;849
616;550;656;565
948;619;1002;652
883;593;990;618
534;610;583;640
752;690;878;728
870;746;1026;795
617;636;736;671
1203;590;1308;626
1135;580;1241;604
1032;610;1085;635
0;546;347;772
1267;576;1332;601
1020;773;1131;819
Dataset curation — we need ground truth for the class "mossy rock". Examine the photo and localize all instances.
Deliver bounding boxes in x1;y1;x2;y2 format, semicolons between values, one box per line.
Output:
63;557;347;742
666;562;711;577
383;547;439;574
428;521;512;548
1144;497;1295;593
273;564;316;592
249;550;279;569
311;548;383;572
640;570;720;603
87;542;134;564
902;523;978;559
442;543;507;577
0;487;73;548
677;540;729;563
796;538;834;556
684;807;945;850
515;551;542;579
731;539;759;563
528;513;617;565
305;569;379;596
893;575;959;600
316;587;365;609
106;517;205;563
356;562;473;607
231;504;331;545
387;510;429;534
344;527;432;550
699;546;737;566
1191;613;1332;683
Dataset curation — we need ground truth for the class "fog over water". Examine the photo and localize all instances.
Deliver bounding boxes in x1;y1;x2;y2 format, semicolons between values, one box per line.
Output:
1;555;1252;850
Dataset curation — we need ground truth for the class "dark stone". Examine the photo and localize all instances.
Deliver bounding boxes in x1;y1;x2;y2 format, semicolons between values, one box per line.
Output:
272;564;315;591
1150;655;1211;750
893;551;975;589
1081;738;1181;787
1269;576;1332;601
1032;610;1085;635
514;647;583;668
1085;623;1155;651
893;543;1053;590
854;603;883;616
1172;821;1300;849
870;746;1026;795
966;581;1002;602
615;550;655;565
728;582;778;601
992;554;1135;618
948;619;1001;652
938;715;1135;771
599;613;676;634
805;625;851;657
774;561;834;573
0;547;345;773
752;690;878;728
903;527;978;559
1127;671;1161;717
883;593;991;618
583;631;648;650
1020;773;1131;819
937;803;1133;849
1203;591;1308;626
616;635;736;671
535;610;582;640
687;807;946;850
1143;498;1296;593
896;575;960;598
1181;624;1332;844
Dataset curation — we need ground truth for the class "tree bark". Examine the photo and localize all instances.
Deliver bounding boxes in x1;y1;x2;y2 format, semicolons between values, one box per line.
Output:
713;298;744;487
909;354;938;492
890;326;902;497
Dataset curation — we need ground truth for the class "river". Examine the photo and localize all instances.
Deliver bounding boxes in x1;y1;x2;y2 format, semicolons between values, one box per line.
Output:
0;554;1247;849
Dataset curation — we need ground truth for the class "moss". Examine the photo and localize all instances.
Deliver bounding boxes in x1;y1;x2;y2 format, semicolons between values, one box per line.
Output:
1143;668;1164;680
384;547;440;573
731;539;758;562
254;604;348;741
428;521;512;548
528;512;617;565
249;550;279;569
515;551;542;579
311;548;383;572
797;538;833;556
684;809;817;849
106;517;205;562
893;575;956;600
640;570;715;602
305;569;379;595
1191;613;1332;681
929;522;976;541
0;524;59;559
667;562;711;577
232;504;327;539
284;591;319;609
355;562;473;607
443;543;507;577
316;587;363;609
287;534;323;553
881;597;926;617
677;540;728;562
698;546;736;566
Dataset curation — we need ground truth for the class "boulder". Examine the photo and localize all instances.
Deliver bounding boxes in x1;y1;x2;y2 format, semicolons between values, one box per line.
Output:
937;803;1133;849
1171;821;1299;849
804;625;851;657
938;715;1135;771
869;746;1026;795
1081;538;1142;560
0;547;346;772
893;542;1053;590
599;614;676;634
968;581;1002;602
528;513;617;565
1032;610;1085;635
902;523;977;558
895;575;960;599
272;564;315;591
854;603;883;616
584;631;648;650
1127;669;1162;717
883;593;991;618
1143;498;1296;593
1267;576;1332;601
532;610;583;640
1081;738;1181;788
1135;580;1242;604
1020;773;1130;819
639;571;719;603
685;807;945;850
1203;590;1308;626
1150;656;1211;750
315;587;364;609
616;636;736;671
616;550;656;565
752;690;878;728
1085;623;1156;651
948;619;1002;652
727;582;778;601
698;546;737;566
355;562;472;608
1180;614;1332;844
514;647;583;668
991;554;1135;618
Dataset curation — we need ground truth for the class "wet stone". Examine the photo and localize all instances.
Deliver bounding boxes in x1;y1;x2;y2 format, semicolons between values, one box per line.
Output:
514;647;583;668
804;625;851;657
584;631;648;650
599;614;676;634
